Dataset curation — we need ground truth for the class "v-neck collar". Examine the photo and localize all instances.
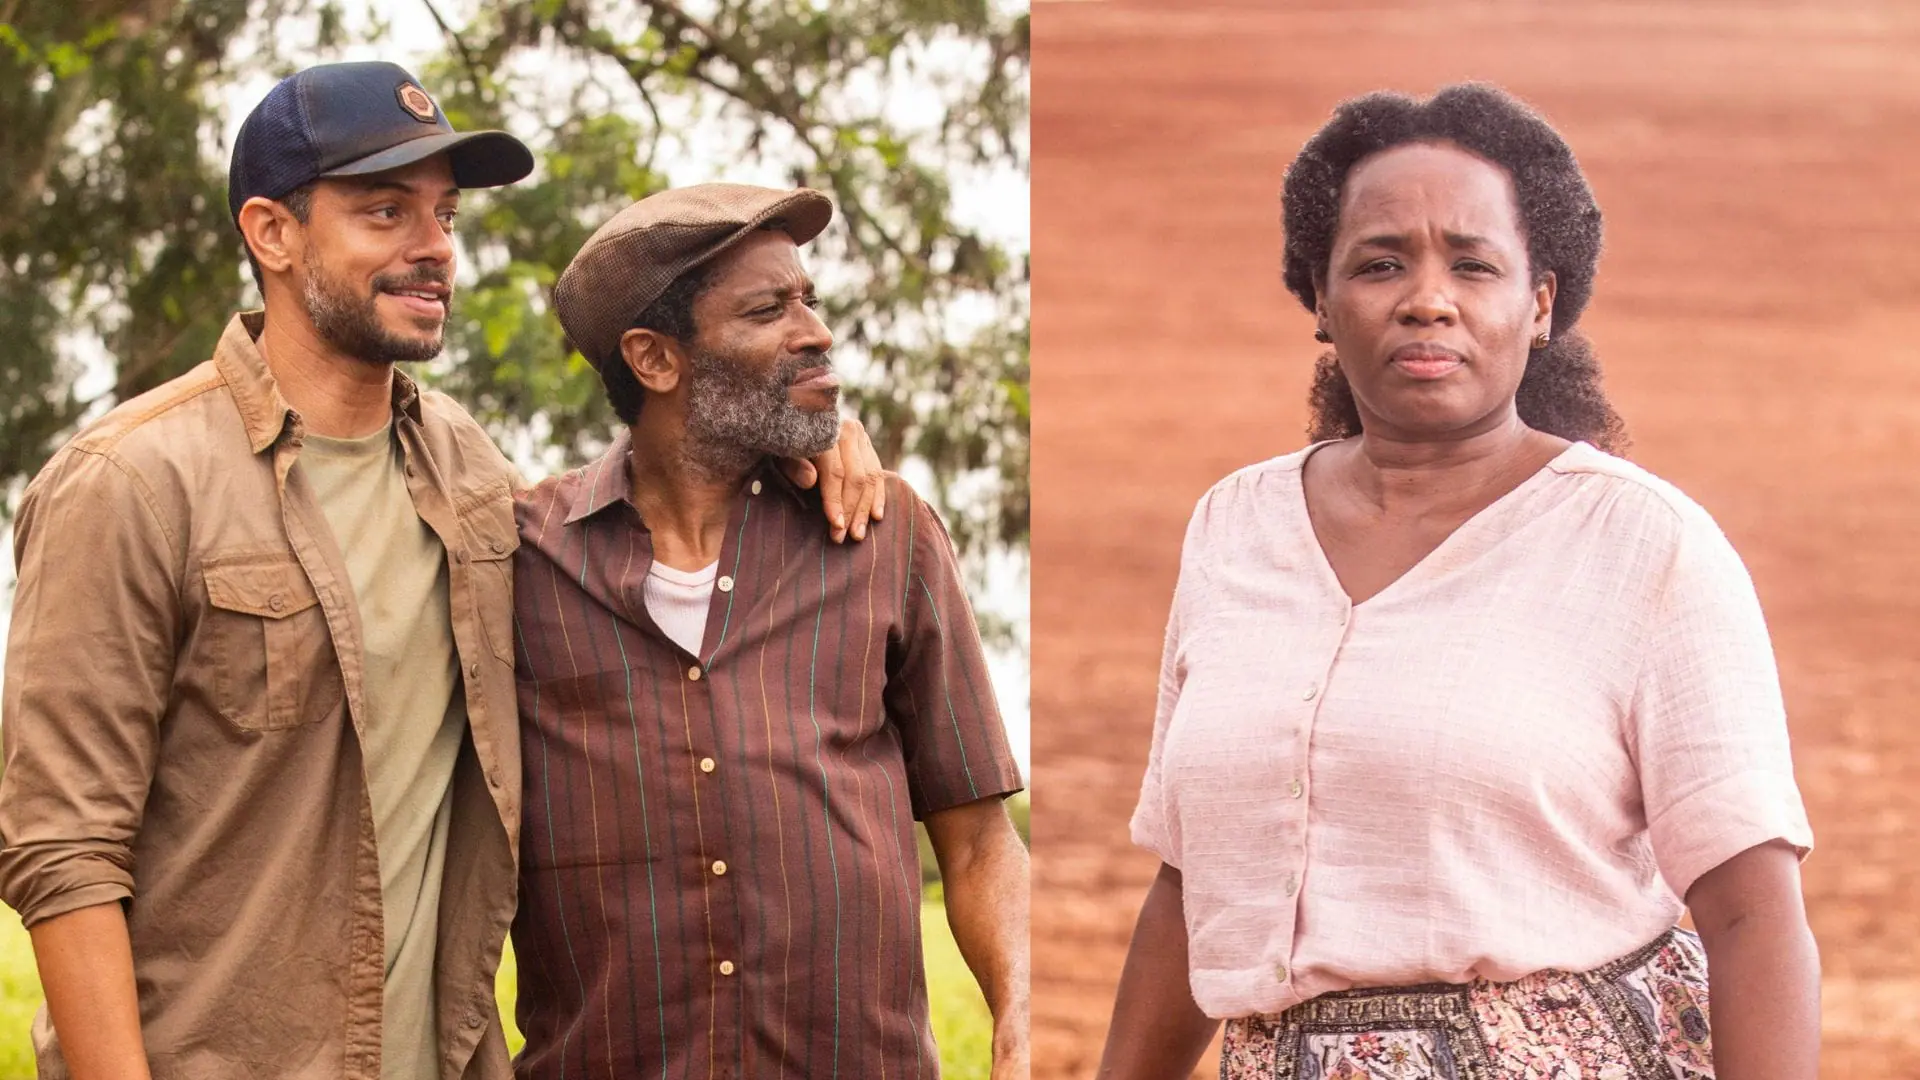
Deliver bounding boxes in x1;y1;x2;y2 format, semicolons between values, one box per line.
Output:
1293;439;1588;610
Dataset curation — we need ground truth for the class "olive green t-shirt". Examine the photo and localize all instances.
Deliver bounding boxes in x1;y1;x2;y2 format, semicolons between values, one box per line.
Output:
301;424;465;1080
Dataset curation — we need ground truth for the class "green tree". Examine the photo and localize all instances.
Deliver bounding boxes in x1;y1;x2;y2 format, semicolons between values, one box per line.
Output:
0;0;1030;563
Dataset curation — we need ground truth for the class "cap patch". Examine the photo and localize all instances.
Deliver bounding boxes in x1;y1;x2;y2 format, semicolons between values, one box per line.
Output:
396;83;437;123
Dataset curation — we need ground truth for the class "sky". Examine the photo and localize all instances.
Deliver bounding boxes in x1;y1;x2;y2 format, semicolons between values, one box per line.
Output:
0;0;1032;773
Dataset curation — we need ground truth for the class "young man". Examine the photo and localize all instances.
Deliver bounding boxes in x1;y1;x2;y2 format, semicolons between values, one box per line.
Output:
0;66;877;1080
510;184;1031;1079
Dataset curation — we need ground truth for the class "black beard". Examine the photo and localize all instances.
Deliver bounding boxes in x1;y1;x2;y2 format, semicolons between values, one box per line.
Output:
680;344;841;478
301;250;449;366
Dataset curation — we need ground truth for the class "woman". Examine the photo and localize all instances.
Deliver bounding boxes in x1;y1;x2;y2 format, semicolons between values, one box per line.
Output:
1097;85;1818;1079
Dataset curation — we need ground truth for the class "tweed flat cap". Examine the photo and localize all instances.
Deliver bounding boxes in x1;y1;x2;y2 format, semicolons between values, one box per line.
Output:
555;183;834;367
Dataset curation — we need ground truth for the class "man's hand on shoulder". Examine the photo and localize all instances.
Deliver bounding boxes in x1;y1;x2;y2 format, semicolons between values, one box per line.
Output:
777;415;888;543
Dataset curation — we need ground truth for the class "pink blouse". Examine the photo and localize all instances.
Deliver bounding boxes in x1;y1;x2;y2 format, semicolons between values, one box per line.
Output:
1130;442;1813;1019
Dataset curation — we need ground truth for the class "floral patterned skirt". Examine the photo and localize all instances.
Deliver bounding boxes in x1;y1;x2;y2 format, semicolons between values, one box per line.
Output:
1220;928;1714;1080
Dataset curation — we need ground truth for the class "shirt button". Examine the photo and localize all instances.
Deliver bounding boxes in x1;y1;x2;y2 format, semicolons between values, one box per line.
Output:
465;1009;485;1029
267;594;285;613
719;960;736;976
490;539;506;554
1288;780;1304;799
469;662;481;679
1302;685;1319;701
687;665;703;682
717;575;734;593
750;480;763;496
405;465;415;478
711;860;728;876
1275;963;1289;982
1285;873;1300;897
699;757;716;774
456;549;468;565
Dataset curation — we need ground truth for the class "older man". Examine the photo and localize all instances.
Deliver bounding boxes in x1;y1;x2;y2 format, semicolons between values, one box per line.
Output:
509;184;1031;1078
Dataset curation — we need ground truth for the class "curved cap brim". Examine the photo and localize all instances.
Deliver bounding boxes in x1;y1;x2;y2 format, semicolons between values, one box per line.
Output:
321;129;535;189
759;189;833;248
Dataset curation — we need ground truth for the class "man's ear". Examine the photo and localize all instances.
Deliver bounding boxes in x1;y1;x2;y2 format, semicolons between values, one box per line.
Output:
238;196;302;280
618;327;684;395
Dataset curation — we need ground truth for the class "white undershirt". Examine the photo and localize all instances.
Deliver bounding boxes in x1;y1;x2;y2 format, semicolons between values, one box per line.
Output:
643;559;718;656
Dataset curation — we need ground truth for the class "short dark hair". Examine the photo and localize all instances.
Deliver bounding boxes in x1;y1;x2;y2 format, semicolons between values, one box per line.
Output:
599;259;718;425
242;183;316;294
1281;83;1626;452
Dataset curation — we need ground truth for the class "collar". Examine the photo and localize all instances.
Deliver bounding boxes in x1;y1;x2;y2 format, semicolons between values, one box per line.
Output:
561;428;811;526
214;310;427;455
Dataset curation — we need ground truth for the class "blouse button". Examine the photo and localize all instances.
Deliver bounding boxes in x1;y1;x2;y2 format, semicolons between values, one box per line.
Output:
1275;963;1289;982
1288;780;1304;799
1302;685;1319;701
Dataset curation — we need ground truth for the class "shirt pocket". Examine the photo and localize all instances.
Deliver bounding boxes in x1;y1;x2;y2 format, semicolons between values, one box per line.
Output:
458;496;520;665
202;554;346;731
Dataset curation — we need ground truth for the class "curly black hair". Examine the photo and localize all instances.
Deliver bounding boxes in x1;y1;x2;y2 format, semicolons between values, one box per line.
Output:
1282;83;1626;452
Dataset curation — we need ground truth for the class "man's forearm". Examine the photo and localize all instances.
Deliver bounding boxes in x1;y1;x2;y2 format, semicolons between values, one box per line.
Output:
30;901;152;1080
927;799;1030;1076
939;820;1030;1021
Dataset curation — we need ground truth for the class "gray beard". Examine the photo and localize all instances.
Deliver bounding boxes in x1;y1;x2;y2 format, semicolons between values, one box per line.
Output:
680;345;840;479
302;249;446;366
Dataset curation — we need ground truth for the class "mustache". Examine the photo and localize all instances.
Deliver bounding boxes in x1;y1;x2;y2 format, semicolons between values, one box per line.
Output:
778;350;831;380
370;267;453;294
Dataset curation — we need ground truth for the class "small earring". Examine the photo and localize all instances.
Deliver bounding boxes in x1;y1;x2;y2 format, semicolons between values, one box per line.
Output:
1532;332;1551;349
1313;327;1332;343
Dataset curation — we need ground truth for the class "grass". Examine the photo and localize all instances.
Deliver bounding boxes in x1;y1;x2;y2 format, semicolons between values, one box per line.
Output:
0;901;992;1079
0;920;34;1080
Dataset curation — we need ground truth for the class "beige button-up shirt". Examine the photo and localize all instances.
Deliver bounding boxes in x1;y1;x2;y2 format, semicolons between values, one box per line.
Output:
1132;441;1813;1019
0;313;522;1079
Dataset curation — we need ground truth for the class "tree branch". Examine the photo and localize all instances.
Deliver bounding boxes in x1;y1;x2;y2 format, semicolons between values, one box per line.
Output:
619;0;925;274
420;0;493;106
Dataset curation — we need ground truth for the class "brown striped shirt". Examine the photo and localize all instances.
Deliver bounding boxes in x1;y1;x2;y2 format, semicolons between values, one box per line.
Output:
509;431;1022;1080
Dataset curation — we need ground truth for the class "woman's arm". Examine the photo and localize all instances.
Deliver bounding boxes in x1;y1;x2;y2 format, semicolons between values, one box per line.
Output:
1687;839;1819;1080
1096;863;1220;1079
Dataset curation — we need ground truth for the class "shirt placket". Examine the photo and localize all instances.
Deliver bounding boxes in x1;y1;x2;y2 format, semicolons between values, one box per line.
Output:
1275;599;1356;991
392;422;509;1067
271;419;388;1079
655;475;761;1077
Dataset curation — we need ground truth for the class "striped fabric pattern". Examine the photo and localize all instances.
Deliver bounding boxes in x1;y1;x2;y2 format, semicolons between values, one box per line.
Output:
509;432;1022;1080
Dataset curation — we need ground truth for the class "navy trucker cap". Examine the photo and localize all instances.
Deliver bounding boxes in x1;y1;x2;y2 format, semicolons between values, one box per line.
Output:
227;61;534;219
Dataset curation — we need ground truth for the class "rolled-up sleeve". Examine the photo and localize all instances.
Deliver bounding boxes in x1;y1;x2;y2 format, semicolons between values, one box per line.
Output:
0;447;178;926
884;483;1024;820
1631;513;1813;901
